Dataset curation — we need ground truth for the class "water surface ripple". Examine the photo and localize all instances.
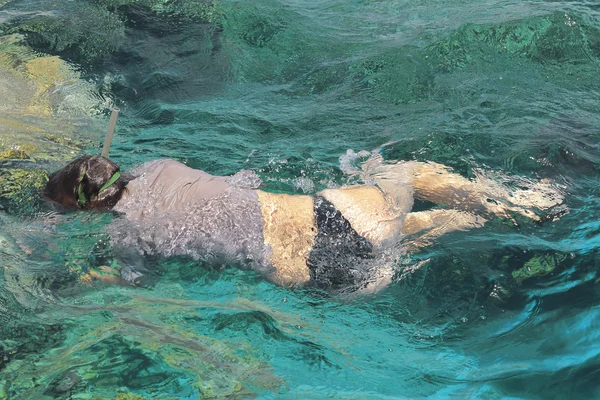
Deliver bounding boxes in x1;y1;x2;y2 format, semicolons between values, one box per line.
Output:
1;0;600;398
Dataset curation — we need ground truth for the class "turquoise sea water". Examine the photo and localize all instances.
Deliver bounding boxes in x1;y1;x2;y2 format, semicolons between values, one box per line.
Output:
1;0;600;398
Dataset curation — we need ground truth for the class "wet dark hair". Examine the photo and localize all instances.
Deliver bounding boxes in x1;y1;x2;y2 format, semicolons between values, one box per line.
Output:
43;155;130;211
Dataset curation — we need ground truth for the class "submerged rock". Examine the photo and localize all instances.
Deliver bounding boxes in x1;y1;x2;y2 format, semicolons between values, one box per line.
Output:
0;34;109;212
511;253;567;284
428;12;600;73
4;0;222;66
0;34;102;116
0;293;286;399
0;35;103;144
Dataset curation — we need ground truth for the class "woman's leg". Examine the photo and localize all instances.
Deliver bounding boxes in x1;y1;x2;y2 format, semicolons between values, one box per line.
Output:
402;209;486;249
361;155;564;221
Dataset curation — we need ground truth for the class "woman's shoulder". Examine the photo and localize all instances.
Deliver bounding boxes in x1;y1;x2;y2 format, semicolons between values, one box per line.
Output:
131;159;186;175
130;159;214;183
131;159;263;191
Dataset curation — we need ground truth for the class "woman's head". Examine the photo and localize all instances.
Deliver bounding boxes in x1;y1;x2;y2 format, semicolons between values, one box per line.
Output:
44;155;129;210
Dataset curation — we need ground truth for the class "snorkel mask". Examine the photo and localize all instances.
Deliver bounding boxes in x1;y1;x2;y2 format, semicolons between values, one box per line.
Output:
77;107;121;208
77;168;121;208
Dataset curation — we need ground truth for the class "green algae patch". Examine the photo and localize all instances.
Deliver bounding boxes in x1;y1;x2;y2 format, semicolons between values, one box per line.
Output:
111;394;155;400
0;168;48;215
512;253;567;284
0;149;29;159
0;168;47;196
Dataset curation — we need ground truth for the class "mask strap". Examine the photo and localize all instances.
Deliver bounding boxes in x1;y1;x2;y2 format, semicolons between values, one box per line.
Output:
77;167;88;207
99;171;121;193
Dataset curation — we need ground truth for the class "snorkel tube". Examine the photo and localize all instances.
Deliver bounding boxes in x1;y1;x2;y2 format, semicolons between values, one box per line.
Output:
101;107;120;158
75;107;121;207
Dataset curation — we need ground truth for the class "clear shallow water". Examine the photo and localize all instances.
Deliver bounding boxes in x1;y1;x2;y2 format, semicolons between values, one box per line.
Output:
1;0;600;398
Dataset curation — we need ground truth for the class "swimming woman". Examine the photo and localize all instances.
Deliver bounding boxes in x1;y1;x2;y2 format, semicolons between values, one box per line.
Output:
43;154;563;292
